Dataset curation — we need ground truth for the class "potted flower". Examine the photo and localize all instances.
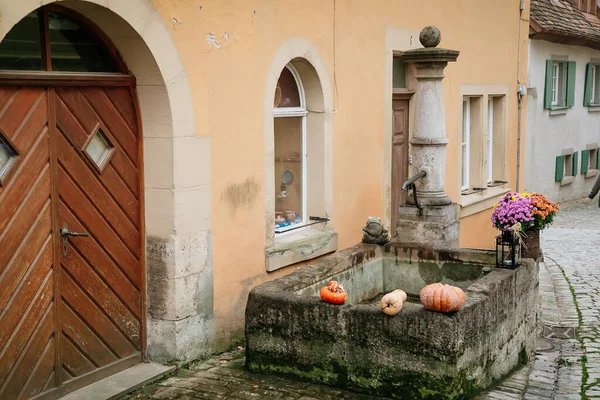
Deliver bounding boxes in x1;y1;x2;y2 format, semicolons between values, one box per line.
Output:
491;192;558;260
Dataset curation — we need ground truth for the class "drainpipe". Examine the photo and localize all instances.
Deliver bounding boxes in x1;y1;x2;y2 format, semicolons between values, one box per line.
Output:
516;0;526;192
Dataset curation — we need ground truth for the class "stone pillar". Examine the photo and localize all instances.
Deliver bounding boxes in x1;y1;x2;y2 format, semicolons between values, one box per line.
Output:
395;27;461;248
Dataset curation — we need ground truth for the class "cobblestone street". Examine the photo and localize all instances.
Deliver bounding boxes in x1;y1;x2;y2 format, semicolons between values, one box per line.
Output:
120;199;599;400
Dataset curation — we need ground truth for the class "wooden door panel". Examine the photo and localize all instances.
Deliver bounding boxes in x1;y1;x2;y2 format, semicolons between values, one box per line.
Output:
105;87;138;133
57;171;140;284
56;133;140;253
82;88;138;165
391;99;409;237
58;202;140;315
55;89;139;197
62;247;141;343
0;276;54;389
61;303;119;367
60;272;137;360
55;86;142;388
0;306;55;399
0;133;50;235
0;86;56;400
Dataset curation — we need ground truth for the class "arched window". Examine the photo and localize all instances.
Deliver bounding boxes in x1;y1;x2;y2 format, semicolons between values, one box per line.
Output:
273;65;307;232
0;7;122;72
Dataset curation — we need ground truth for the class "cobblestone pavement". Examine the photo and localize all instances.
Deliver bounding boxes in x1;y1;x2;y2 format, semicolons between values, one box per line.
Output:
480;198;599;400
122;199;597;400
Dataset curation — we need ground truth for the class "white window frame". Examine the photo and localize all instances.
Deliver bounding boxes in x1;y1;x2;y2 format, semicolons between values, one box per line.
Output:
461;98;471;192
551;62;560;106
273;64;308;234
592;65;597;104
487;98;494;184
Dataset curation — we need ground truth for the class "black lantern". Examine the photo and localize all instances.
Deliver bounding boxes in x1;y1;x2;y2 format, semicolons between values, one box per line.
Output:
496;230;521;269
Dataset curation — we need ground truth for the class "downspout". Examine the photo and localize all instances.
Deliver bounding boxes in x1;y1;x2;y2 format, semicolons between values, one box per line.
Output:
516;0;526;192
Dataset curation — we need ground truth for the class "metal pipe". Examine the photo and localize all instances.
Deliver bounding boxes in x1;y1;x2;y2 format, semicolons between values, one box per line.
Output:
401;169;427;193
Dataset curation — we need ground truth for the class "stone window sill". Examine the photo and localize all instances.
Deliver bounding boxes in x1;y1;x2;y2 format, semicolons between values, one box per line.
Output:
560;176;575;186
549;107;568;116
588;105;600;113
586;169;599;178
265;228;338;272
458;186;510;218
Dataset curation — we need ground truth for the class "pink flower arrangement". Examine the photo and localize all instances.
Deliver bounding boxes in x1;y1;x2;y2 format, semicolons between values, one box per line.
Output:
491;192;535;232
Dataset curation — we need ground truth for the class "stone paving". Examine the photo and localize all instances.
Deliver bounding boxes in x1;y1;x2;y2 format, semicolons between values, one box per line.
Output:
121;198;598;400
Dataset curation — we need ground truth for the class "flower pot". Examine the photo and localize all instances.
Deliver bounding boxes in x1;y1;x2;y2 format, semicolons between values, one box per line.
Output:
521;230;542;261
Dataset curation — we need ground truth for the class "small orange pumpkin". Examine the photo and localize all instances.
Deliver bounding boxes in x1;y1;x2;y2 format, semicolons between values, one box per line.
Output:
381;289;407;316
419;283;465;313
320;280;348;305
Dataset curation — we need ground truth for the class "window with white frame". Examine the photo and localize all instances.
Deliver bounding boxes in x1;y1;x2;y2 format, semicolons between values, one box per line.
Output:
461;98;470;191
487;98;494;184
544;59;576;110
273;65;307;232
585;63;600;106
461;94;507;194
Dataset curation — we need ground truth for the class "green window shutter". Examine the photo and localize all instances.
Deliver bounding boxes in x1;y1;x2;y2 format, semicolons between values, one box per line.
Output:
582;150;590;174
566;61;576;107
572;151;579;176
597;148;600;169
544;60;554;109
584;63;593;106
555;155;565;181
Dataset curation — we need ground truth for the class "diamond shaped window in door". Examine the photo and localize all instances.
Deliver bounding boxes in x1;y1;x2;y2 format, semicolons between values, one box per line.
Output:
0;131;18;186
84;128;114;172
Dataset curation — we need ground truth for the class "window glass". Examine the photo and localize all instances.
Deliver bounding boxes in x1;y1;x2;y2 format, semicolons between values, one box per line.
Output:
85;129;113;169
393;57;406;88
461;99;470;191
274;67;301;108
0;12;43;71
274;117;303;229
49;12;119;72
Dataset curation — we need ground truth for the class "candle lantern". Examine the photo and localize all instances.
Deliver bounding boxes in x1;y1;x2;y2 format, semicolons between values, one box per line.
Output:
496;230;521;269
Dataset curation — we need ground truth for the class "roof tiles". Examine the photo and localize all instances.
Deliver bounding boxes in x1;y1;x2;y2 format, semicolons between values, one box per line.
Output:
530;0;600;42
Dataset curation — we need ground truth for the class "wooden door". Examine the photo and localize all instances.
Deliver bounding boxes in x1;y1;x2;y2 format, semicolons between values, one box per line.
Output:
0;85;142;400
0;87;56;399
391;97;409;237
54;86;142;389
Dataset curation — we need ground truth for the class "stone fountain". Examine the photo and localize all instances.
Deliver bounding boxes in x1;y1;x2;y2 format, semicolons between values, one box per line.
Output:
396;26;460;248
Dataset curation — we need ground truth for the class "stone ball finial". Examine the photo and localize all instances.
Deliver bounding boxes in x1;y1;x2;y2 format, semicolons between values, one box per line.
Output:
419;26;441;48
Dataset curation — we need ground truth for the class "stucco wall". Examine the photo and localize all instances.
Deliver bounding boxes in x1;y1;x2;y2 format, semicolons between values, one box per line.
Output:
525;39;600;202
146;0;528;349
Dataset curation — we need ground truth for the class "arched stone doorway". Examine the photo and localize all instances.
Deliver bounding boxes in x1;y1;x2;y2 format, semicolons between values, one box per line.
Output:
0;1;212;398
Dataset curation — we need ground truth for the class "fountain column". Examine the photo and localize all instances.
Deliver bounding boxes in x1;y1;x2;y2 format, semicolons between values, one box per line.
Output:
396;26;461;248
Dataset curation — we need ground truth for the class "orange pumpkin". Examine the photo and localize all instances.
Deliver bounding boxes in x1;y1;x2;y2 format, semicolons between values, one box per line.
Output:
419;283;465;313
381;289;407;316
320;280;348;305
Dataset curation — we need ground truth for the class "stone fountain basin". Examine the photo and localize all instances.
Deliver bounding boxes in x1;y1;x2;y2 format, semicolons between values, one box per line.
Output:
245;242;538;399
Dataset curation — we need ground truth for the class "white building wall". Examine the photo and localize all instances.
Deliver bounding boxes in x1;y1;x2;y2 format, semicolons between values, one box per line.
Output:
525;40;600;202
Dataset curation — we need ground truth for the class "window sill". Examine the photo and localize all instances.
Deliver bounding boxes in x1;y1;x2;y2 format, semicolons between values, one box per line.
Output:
560;176;575;186
265;228;338;272
588;105;600;113
586;169;599;178
458;186;511;218
549;107;569;116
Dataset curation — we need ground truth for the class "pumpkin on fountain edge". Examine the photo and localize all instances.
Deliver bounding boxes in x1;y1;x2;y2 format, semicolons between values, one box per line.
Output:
320;280;348;305
419;283;466;313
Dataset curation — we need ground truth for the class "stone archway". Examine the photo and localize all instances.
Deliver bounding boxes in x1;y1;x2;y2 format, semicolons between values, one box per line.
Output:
0;0;213;366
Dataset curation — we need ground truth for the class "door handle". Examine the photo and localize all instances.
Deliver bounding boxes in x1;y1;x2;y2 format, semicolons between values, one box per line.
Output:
61;227;89;257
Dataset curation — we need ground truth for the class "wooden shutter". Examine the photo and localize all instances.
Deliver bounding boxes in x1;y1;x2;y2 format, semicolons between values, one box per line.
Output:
582;149;590;174
572;151;579;176
555;155;565;181
567;61;576;107
584;63;593;106
544;60;554;109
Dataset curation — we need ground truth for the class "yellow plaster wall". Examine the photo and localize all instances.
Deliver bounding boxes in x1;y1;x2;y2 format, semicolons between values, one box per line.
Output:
149;0;529;349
